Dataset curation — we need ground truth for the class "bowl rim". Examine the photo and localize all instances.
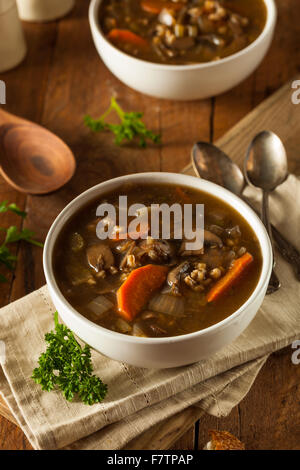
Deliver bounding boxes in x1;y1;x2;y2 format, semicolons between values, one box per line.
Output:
89;0;277;71
43;172;272;344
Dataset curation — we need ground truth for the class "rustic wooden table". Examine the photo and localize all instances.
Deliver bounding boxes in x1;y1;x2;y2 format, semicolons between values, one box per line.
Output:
0;0;299;450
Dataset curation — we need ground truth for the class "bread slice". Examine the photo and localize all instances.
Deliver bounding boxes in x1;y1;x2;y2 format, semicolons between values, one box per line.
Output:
204;430;245;450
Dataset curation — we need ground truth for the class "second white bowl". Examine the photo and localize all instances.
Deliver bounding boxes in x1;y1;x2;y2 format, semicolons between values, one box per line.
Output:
89;0;277;100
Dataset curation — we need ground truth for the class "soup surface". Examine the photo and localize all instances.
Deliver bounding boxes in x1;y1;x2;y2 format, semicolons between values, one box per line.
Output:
54;184;262;338
99;0;267;65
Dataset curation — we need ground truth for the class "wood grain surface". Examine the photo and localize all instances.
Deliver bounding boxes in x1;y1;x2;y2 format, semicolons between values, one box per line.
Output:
0;0;299;450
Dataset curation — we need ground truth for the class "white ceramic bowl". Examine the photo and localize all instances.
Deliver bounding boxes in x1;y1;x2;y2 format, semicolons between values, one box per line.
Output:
43;173;272;368
89;0;277;100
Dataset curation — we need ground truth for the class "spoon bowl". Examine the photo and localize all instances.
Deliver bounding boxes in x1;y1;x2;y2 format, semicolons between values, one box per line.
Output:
0;109;76;194
244;131;288;191
192;141;245;196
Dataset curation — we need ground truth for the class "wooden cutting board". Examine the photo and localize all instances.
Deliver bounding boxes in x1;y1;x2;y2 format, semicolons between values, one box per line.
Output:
0;77;299;450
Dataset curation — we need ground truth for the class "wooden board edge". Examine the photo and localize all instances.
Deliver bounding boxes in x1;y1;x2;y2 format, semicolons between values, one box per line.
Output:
0;396;18;426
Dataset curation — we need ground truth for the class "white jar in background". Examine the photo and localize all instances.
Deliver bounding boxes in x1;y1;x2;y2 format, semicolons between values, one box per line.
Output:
0;0;27;73
16;0;75;22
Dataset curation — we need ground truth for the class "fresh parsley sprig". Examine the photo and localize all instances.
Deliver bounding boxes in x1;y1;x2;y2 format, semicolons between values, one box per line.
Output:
84;96;161;148
0;202;43;282
0;201;27;218
2;225;43;247
32;312;108;405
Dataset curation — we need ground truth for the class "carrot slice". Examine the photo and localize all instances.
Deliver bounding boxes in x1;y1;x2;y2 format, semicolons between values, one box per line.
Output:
206;252;254;303
117;265;169;321
141;0;184;14
107;29;149;49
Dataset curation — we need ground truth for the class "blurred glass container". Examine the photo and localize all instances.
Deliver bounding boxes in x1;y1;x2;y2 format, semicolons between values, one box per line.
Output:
16;0;75;22
0;0;27;73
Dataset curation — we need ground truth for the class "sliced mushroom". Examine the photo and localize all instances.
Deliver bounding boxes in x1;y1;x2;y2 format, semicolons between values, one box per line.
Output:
86;242;114;273
169;36;195;50
225;225;241;239
139;238;174;262
228;14;244;36
199;34;225;48
141;311;160;320
222;34;247;57
197;15;216;34
167;261;191;294
208;224;224;237
149;324;167;336
179;229;222;256
204;229;223;247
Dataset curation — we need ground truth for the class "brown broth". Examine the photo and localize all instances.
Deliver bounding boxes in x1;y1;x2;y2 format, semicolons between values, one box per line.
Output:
99;0;267;65
53;183;263;338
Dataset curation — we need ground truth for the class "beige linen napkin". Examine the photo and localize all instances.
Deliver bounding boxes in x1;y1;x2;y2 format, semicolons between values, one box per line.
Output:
0;175;299;450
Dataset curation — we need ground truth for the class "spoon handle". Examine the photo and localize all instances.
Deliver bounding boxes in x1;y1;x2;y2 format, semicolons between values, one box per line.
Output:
241;194;300;281
262;191;275;266
267;270;281;295
0;108;21;125
271;225;300;281
262;191;281;293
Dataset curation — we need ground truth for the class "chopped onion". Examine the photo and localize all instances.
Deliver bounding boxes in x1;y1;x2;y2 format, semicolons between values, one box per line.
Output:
115;318;132;334
148;293;185;317
132;323;148;337
87;295;113;317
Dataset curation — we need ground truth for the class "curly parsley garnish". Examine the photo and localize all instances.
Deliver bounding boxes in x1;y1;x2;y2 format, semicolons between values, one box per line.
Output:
84;96;161;148
32;312;108;405
0;201;43;282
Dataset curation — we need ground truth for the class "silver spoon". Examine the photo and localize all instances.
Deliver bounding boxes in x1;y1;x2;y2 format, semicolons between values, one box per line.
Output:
192;141;300;286
244;132;288;292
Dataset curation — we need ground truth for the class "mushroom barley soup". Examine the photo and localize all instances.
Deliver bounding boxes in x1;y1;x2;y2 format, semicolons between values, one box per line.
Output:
100;0;267;65
54;184;262;338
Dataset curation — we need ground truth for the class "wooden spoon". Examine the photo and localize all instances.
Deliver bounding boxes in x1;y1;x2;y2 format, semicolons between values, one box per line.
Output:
0;109;76;194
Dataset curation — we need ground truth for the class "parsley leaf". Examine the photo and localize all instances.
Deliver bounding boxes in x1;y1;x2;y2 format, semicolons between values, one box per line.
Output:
0;201;26;218
0;245;17;270
84;96;161;148
0;202;43;281
4;226;43;247
32;312;108;405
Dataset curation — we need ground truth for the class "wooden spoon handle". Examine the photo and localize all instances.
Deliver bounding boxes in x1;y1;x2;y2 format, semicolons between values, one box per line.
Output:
0;108;30;126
